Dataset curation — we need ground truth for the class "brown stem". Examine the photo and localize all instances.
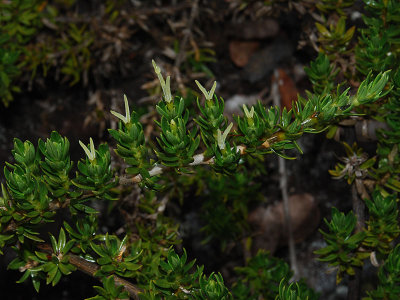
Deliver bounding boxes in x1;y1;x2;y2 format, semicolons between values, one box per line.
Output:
352;180;366;233
3;193;93;234
271;69;298;278
347;183;365;300
37;244;142;299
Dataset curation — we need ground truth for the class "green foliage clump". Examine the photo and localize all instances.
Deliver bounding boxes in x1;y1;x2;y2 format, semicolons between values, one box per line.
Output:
365;244;400;300
304;53;339;95
315;17;355;59
0;0;44;105
1;0;400;299
315;208;369;283
0;53;394;298
232;250;318;300
89;275;129;300
0;0;143;106
309;3;400;297
363;192;400;254
356;0;400;75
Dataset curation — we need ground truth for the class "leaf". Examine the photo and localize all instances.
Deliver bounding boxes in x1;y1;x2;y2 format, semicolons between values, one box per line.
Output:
123;262;141;271
35;251;49;261
58;262;75;275
100;264;115;273
50;233;58;253
17;270;31;283
46;264;58;285
52;269;62;286
97;256;112;265
23;231;44;243
58;228;66;253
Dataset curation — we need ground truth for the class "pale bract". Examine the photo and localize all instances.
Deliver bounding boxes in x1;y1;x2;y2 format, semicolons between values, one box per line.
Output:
110;94;131;124
152;60;172;103
217;123;233;150
243;104;255;119
195;80;217;101
79;138;96;161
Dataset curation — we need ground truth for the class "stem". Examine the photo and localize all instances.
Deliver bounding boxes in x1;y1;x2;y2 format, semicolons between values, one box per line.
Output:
3;193;94;233
353;180;366;233
347;183;365;300
38;244;142;299
272;69;299;279
279;155;299;279
117;67;381;187
69;254;142;299
119;153;215;185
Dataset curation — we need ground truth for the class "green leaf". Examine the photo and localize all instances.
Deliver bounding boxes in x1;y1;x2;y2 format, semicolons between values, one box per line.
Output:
58;228;66;253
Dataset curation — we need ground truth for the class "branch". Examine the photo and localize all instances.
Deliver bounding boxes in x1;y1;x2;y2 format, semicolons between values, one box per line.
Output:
272;69;299;279
115;125;301;185
3;194;93;234
117;71;389;186
37;244;142;300
119;152;217;185
346;184;365;300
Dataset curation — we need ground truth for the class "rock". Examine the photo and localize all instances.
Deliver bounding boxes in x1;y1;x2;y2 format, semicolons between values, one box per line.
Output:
242;39;294;83
224;94;259;115
229;40;260;67
248;193;320;255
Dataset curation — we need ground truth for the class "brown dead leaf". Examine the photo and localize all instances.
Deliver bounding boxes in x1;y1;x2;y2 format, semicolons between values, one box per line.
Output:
272;68;298;110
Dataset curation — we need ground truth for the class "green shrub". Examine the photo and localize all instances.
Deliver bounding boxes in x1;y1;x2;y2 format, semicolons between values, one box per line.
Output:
1;0;400;299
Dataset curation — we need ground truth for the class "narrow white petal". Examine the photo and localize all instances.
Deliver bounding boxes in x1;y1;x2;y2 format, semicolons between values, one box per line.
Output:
152;60;161;74
89;138;95;160
217;129;224;150
79;140;92;160
243;104;250;118
153;61;166;95
222;123;233;142
243;104;254;118
195;80;208;99
195;80;217;101
123;94;131;123
208;81;217;100
165;76;172;103
249;106;255;118
110;110;127;124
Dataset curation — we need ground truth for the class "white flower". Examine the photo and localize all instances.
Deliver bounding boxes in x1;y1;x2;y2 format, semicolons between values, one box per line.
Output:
79;138;96;161
110;94;131;124
217;123;233;150
152;60;172;103
195;80;217;101
243;104;255;119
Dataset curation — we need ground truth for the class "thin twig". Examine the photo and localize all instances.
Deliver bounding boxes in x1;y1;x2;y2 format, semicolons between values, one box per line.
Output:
3;194;95;233
174;0;199;70
271;69;299;279
37;244;142;299
346;183;365;300
119;152;216;185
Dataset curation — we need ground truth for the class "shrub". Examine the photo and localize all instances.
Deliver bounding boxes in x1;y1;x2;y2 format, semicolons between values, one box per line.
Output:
1;0;400;299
